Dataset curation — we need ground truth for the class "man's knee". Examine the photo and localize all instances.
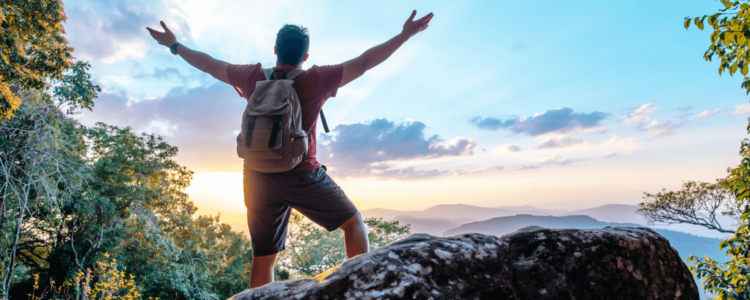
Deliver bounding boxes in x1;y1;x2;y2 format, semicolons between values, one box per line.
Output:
340;211;363;231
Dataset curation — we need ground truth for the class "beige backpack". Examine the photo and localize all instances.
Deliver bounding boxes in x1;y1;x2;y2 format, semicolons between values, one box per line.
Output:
236;68;309;173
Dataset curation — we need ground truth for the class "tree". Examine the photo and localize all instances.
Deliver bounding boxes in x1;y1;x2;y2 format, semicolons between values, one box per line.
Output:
638;180;741;234
686;124;750;300
11;121;256;300
0;89;91;299
278;211;410;279
0;0;93;120
1;2;258;298
685;0;750;94
644;2;750;298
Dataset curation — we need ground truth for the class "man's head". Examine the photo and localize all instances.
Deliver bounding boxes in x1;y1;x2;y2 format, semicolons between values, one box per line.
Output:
275;24;309;67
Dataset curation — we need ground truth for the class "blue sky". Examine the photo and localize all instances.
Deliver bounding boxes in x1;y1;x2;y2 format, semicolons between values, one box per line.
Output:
64;0;750;217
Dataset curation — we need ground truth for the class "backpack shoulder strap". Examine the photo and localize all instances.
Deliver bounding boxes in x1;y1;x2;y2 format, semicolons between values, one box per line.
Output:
286;68;306;80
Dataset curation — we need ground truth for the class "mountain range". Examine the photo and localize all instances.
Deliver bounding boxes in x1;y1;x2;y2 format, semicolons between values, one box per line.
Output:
361;203;735;239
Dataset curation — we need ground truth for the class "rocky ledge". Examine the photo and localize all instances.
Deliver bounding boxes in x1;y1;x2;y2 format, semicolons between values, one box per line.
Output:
230;227;699;300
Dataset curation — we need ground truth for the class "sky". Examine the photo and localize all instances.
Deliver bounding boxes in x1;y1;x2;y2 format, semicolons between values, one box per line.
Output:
63;0;750;229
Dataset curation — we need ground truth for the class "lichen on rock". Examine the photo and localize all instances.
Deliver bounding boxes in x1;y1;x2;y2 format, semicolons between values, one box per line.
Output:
229;227;699;300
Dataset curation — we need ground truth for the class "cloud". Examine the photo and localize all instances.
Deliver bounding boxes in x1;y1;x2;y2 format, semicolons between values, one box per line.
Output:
537;136;585;149
335;165;450;181
537;155;586;165
461;155;587;175
676;106;694;112
694;109;721;119
497;144;521;153
507;165;542;171
66;3;156;64
456;164;538;175
318;119;477;180
470;108;609;136
605;136;636;153
133;67;200;83
642;120;680;136
732;104;750;117
620;103;682;136
621;103;658;124
324;119;477;164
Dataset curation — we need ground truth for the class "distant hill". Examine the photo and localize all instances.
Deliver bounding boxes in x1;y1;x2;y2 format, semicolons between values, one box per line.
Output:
363;203;736;239
442;214;725;263
443;214;639;236
571;204;645;224
361;204;560;222
390;216;461;236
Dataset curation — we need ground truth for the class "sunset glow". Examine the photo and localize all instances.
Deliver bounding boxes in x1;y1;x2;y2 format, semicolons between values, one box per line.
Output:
66;0;748;231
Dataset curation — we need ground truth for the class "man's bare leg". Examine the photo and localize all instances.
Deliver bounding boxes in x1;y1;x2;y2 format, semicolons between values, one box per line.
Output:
250;253;277;288
339;212;370;258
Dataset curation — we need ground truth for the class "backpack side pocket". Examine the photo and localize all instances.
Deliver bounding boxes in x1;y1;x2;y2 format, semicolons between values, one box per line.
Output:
291;129;308;157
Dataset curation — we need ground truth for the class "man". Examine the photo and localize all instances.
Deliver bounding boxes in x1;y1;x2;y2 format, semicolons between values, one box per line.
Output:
147;10;434;288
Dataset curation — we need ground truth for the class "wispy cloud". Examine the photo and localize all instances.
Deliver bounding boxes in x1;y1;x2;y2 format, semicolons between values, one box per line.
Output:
498;144;521;153
620;103;681;136
621;103;658;124
691;109;721;120
470;108;609;136
605;136;636;153
642;120;680;136
605;151;618;158
537;136;585;149
537;155;586;165
342;166;451;181
732;104;750;117
535;135;636;153
507;165;543;171
696;109;721;118
460;154;588;175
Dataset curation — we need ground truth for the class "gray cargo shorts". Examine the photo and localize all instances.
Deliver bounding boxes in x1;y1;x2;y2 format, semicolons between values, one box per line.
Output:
243;164;358;256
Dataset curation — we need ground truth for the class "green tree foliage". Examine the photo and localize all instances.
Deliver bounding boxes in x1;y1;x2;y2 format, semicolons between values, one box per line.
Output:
278;211;410;278
656;2;750;297
688;121;750;299
685;0;750;93
0;1;257;297
0;90;90;299
1;92;254;299
0;0;94;120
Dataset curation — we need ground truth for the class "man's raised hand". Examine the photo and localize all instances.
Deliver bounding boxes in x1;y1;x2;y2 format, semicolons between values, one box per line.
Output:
402;10;434;38
147;21;177;47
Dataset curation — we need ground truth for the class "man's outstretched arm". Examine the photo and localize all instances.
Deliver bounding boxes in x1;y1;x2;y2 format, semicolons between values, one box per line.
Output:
340;10;434;87
147;21;230;84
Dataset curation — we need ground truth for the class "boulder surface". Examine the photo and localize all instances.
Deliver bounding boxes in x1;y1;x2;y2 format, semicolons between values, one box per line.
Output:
229;227;699;300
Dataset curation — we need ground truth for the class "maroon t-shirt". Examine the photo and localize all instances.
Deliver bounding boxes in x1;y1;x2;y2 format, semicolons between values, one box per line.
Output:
227;63;343;171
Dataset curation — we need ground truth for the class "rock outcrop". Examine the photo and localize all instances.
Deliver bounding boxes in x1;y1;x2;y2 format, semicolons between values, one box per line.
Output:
230;227;699;300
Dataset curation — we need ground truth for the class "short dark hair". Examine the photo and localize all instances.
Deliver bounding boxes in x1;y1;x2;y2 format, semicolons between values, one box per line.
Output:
276;24;309;66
